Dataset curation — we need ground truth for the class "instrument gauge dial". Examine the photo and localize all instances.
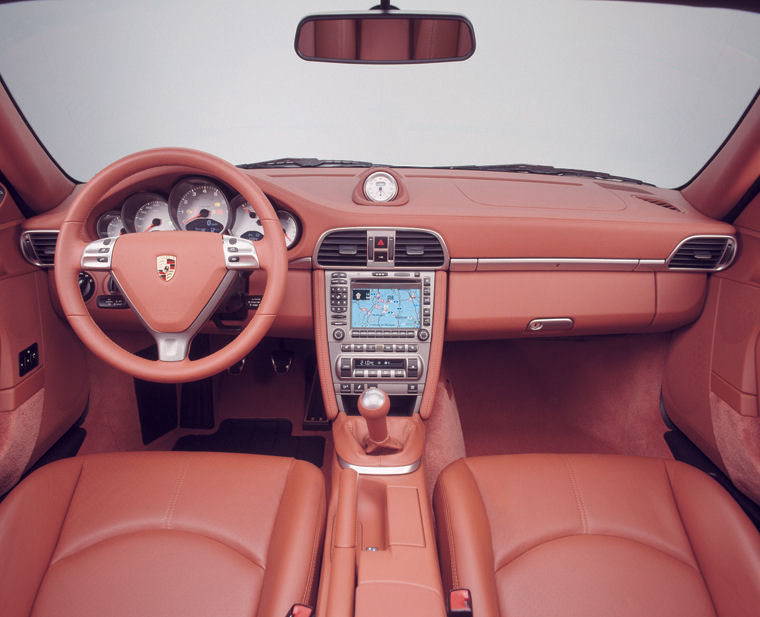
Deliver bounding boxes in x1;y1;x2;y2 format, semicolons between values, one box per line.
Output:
173;180;230;233
96;210;125;238
122;192;174;233
230;195;300;249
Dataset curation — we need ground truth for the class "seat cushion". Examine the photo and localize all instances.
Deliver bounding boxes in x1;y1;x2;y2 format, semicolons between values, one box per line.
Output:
434;453;760;617
0;451;325;617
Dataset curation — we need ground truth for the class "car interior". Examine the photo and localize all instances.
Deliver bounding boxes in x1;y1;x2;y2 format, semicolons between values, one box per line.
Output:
1;1;760;616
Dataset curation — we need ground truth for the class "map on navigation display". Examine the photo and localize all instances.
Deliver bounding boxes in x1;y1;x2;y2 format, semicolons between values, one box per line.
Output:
351;287;420;329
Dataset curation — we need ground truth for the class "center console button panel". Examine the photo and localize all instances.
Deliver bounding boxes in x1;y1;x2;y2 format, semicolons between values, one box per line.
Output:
325;269;435;414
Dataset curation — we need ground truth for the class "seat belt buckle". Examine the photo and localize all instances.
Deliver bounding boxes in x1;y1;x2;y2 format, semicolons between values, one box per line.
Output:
447;588;473;617
286;604;313;617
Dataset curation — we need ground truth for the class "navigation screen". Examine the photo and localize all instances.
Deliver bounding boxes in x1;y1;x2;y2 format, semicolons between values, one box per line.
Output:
350;286;421;329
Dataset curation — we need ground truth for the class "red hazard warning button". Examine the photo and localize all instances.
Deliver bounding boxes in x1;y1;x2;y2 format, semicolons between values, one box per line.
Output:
374;236;388;249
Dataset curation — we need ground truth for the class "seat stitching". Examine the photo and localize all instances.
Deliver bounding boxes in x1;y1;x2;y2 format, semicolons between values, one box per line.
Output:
29;460;85;615
48;528;267;571
564;456;588;534
494;532;703;574
301;485;326;604
663;461;719;617
163;458;190;529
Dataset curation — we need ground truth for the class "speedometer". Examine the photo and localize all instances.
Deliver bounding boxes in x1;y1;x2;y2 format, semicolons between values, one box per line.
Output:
170;178;230;233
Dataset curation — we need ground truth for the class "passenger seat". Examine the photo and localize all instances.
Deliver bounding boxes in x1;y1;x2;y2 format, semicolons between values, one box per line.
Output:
433;453;760;617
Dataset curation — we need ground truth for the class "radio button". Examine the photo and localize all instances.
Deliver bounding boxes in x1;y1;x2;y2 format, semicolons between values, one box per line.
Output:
381;370;391;378
353;370;365;378
340;384;351;393
407;358;419;378
366;344;376;352
395;344;406;352
407;384;419;394
353;344;364;352
353;384;365;393
394;370;406;378
407;344;418;352
333;329;345;341
418;330;430;341
383;344;394;353
340;358;351;377
367;370;378;378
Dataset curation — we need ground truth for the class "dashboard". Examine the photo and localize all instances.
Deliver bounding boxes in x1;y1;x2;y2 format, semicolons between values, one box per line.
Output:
94;176;301;249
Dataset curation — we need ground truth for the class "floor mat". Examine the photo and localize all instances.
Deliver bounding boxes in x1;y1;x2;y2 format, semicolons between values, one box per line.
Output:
445;334;673;459
173;418;325;468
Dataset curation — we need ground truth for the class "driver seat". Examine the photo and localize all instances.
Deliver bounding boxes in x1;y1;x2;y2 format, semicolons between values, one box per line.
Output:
0;451;325;617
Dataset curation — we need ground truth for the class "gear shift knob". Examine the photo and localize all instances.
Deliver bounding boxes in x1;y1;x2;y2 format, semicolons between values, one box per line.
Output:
358;387;391;444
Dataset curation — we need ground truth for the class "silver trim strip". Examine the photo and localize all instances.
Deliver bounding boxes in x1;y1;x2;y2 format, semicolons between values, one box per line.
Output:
20;230;59;268
338;456;421;476
477;258;638;272
449;258;477;272
313;227;449;270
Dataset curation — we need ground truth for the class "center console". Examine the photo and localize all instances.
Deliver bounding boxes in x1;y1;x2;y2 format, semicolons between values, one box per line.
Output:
325;269;435;413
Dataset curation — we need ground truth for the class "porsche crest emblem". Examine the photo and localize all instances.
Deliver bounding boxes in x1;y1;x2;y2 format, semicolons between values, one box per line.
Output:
156;255;177;282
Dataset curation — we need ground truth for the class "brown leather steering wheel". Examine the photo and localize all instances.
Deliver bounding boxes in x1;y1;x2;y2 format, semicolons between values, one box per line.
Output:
55;148;288;383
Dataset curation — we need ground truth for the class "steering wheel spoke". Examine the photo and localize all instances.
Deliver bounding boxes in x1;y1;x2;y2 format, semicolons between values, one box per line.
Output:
222;235;259;270
81;237;118;270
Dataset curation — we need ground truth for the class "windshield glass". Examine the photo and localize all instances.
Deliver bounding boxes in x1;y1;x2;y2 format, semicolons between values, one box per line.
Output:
1;0;759;187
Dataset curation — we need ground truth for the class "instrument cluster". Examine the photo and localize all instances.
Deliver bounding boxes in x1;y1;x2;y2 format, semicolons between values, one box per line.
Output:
95;176;300;249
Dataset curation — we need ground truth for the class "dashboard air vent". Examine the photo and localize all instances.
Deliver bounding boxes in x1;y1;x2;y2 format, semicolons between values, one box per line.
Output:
394;230;445;267
316;230;368;266
21;231;58;267
635;195;681;212
667;236;736;271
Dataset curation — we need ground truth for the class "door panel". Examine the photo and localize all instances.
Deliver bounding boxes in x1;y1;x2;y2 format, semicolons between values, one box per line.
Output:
0;184;88;493
663;195;760;502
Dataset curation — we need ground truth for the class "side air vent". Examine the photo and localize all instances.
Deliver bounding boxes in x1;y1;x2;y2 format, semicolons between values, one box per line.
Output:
667;236;737;271
316;230;368;266
635;195;681;212
20;231;58;267
394;230;446;267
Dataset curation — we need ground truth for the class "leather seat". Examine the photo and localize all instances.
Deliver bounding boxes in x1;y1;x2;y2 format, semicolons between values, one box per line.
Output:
0;451;325;617
434;453;760;617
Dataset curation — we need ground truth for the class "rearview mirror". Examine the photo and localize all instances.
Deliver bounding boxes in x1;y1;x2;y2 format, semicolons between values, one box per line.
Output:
295;12;475;64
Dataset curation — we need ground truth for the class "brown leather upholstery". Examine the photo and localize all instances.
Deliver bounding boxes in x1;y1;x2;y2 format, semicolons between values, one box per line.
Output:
0;451;325;617
434;454;760;617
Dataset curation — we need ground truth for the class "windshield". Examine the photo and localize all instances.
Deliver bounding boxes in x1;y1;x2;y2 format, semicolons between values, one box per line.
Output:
1;0;759;187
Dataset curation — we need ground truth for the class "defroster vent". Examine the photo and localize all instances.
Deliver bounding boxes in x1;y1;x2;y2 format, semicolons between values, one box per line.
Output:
316;230;368;267
667;236;736;271
21;231;59;267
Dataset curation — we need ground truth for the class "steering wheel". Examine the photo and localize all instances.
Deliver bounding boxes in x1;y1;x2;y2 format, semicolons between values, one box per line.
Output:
54;148;288;383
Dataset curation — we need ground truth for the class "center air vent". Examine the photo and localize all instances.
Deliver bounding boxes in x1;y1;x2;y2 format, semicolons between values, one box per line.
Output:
20;231;58;267
394;230;445;267
667;236;736;271
316;230;368;266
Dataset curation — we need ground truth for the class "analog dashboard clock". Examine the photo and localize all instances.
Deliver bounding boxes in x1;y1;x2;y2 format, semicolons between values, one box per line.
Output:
363;171;398;203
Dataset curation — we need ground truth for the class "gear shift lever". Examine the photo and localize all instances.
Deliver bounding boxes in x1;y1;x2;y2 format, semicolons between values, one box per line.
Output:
357;387;403;454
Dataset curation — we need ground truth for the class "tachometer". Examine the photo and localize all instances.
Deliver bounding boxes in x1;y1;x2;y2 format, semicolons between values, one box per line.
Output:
96;210;125;238
230;195;300;248
122;192;174;233
170;178;230;233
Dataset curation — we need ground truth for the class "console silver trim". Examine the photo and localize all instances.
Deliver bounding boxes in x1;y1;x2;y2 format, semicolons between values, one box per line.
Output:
313;227;449;270
338;456;421;476
288;257;312;270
